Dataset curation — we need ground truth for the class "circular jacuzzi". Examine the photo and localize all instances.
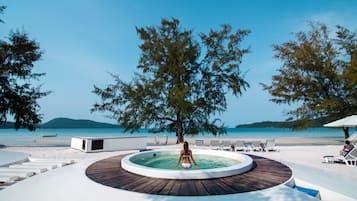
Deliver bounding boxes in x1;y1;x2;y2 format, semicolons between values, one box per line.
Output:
121;149;253;179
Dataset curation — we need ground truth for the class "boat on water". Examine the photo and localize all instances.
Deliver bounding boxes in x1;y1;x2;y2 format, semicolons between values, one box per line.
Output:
42;134;58;138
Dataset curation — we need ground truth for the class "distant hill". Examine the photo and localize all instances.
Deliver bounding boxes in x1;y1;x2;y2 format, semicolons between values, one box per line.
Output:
0;117;119;129
41;118;119;128
236;121;293;128
0;122;16;128
236;120;322;128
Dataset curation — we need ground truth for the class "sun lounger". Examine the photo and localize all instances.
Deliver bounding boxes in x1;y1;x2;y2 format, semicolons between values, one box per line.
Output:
323;147;357;166
0;167;45;174
6;167;47;173
162;135;168;145
154;134;159;145
195;140;204;147
210;140;221;150
22;161;66;167
235;140;246;151
0;175;20;183
10;164;57;170
29;158;75;165
220;140;231;151
265;139;277;151
251;141;263;151
0;184;11;189
343;147;357;165
0;171;34;178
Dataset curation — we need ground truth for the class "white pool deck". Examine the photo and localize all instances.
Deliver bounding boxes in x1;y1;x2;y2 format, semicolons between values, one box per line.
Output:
0;145;356;201
0;151;29;167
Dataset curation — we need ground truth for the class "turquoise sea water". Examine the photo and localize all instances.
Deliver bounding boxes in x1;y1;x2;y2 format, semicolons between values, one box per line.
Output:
0;127;344;146
131;154;239;170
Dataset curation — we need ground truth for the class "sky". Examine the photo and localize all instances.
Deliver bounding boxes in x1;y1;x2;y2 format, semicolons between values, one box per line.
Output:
0;0;356;127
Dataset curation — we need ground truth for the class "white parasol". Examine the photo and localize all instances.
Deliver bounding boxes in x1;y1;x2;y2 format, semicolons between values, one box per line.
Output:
323;115;357;128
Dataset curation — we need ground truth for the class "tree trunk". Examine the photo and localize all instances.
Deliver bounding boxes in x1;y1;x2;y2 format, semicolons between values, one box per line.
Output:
176;118;184;144
343;127;349;139
176;129;184;144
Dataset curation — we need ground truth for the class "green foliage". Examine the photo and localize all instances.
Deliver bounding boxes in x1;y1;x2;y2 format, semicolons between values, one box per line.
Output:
0;6;50;130
92;18;250;143
262;22;357;129
0;5;6;23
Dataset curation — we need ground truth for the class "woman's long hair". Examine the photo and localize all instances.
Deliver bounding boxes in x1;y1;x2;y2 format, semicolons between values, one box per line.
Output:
183;141;189;154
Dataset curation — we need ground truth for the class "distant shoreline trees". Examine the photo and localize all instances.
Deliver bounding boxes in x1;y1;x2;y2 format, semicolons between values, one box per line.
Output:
92;18;250;143
0;6;50;130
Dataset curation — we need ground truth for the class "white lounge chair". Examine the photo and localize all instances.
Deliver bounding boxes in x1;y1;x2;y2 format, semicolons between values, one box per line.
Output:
195;140;204;147
251;141;263;151
22;161;66;167
0;171;34;178
162;135;168;145
154;134;159;145
344;147;357;165
220;140;231;151
235;140;246;151
6;167;47;174
210;140;220;150
29;158;75;165
265;139;277;151
10;164;57;170
0;175;20;183
324;147;357;166
0;167;44;174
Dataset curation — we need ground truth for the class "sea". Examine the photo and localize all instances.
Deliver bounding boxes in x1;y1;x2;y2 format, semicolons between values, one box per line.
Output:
0;127;347;146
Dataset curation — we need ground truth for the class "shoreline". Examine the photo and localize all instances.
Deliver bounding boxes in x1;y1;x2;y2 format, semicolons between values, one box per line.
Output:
149;135;346;146
0;135;345;148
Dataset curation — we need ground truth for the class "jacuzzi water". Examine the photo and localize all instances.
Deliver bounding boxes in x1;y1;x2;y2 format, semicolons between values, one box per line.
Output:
131;154;240;170
121;149;253;179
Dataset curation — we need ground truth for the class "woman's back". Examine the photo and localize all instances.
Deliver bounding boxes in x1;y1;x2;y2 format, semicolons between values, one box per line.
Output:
176;141;198;169
181;149;192;163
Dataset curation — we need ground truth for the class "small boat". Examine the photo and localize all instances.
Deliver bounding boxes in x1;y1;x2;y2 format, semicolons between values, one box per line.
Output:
42;134;58;138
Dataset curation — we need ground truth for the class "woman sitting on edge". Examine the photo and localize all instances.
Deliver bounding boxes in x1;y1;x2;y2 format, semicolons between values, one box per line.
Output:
176;141;199;169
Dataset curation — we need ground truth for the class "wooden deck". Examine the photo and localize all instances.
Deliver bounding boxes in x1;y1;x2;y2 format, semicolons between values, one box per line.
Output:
86;154;292;196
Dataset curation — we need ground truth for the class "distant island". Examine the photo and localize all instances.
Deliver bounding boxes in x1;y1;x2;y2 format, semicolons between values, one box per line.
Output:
41;118;120;128
236;121;294;128
236;120;322;128
0;118;119;129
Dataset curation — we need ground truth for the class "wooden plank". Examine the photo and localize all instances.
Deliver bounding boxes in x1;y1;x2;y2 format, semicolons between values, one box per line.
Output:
85;154;293;196
158;180;176;195
192;180;209;195
180;180;199;196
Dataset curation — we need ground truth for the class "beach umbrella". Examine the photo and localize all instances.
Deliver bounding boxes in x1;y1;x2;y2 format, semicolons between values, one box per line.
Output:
323;115;357;128
324;115;357;139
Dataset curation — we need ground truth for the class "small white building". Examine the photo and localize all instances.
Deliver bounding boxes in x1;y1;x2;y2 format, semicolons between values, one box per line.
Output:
71;136;147;153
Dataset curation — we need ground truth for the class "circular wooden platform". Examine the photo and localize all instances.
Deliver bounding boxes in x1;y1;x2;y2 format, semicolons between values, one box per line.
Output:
86;154;292;196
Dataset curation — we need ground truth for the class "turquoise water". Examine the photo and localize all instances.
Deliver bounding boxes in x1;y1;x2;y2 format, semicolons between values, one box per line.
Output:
0;127;344;146
130;154;239;170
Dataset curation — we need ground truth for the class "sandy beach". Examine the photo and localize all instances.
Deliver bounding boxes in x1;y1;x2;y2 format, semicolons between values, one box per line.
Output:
0;136;356;201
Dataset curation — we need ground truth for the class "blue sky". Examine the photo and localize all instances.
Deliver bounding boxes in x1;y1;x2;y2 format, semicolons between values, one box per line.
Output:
1;0;356;127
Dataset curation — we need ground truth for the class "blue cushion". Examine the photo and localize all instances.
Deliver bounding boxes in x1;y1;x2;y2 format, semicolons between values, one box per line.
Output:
295;185;320;198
